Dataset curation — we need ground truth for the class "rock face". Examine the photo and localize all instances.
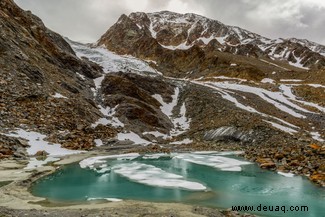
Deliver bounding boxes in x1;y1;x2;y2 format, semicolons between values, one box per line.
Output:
98;11;325;76
0;0;115;152
99;72;174;134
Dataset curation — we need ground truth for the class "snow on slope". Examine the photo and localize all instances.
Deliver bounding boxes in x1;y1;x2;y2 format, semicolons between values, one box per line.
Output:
68;40;159;75
3;129;84;169
68;38;323;142
191;79;324;138
128;11;325;69
152;87;191;137
4;129;85;156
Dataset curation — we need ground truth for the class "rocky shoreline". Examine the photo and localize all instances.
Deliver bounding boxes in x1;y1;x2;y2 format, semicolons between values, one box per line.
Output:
130;142;325;188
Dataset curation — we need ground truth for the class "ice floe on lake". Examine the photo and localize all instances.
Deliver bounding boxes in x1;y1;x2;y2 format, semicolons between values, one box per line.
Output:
278;171;295;178
112;162;206;191
174;153;252;171
79;153;140;170
79;152;253;190
87;197;122;202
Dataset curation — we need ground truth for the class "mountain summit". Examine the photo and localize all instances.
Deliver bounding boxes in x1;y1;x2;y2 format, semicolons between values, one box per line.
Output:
98;11;325;75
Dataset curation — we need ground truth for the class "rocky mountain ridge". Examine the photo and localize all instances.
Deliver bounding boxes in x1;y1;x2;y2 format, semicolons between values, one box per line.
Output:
98;11;325;76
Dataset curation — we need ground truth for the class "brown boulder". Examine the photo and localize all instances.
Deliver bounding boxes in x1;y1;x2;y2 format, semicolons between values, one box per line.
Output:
35;150;49;156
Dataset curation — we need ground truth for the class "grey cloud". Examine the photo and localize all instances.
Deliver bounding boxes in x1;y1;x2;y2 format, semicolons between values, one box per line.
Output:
14;0;325;45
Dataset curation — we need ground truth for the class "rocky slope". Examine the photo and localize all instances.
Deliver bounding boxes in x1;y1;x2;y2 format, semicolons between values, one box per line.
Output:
0;0;115;158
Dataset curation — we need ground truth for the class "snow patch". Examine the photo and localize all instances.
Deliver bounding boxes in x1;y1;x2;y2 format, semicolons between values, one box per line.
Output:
280;79;303;82
310;132;324;142
4;129;85;156
260;59;289;70
153;88;191;136
76;73;86;80
94;139;104;147
264;120;298;134
68;40;159;75
52;93;68;99
143;131;169;139
117;131;151;145
152;87;179;117
170;138;193;145
261;78;275;84
92;105;124;128
206;81;310;118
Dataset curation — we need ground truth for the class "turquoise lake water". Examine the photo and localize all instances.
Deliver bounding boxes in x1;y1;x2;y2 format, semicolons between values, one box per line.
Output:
31;153;325;217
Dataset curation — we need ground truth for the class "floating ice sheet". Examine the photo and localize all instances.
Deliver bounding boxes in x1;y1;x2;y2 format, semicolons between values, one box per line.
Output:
112;162;206;191
87;197;122;202
174;153;252;171
278;171;295;178
79;153;140;170
142;153;170;159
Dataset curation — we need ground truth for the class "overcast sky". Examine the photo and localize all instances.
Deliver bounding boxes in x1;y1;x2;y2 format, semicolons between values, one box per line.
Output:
14;0;325;44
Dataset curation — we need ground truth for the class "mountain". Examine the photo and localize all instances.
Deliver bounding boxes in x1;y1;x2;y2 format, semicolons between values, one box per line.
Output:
98;11;325;77
0;2;324;187
0;0;115;158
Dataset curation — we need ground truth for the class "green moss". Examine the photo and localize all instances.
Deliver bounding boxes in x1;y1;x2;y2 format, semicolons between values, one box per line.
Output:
0;181;12;188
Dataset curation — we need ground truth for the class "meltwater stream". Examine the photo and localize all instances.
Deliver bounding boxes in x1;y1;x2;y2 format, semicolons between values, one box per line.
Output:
31;152;324;217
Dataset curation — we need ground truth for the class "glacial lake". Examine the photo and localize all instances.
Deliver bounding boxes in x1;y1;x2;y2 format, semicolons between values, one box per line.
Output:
31;152;325;217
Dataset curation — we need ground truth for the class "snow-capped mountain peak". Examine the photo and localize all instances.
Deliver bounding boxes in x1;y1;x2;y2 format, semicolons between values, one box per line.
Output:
100;11;325;70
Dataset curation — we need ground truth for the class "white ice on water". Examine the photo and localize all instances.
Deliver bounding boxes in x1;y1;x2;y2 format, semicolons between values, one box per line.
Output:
80;152;251;190
112;162;207;191
277;171;295;178
87;197;122;202
174;153;252;172
79;153;141;170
